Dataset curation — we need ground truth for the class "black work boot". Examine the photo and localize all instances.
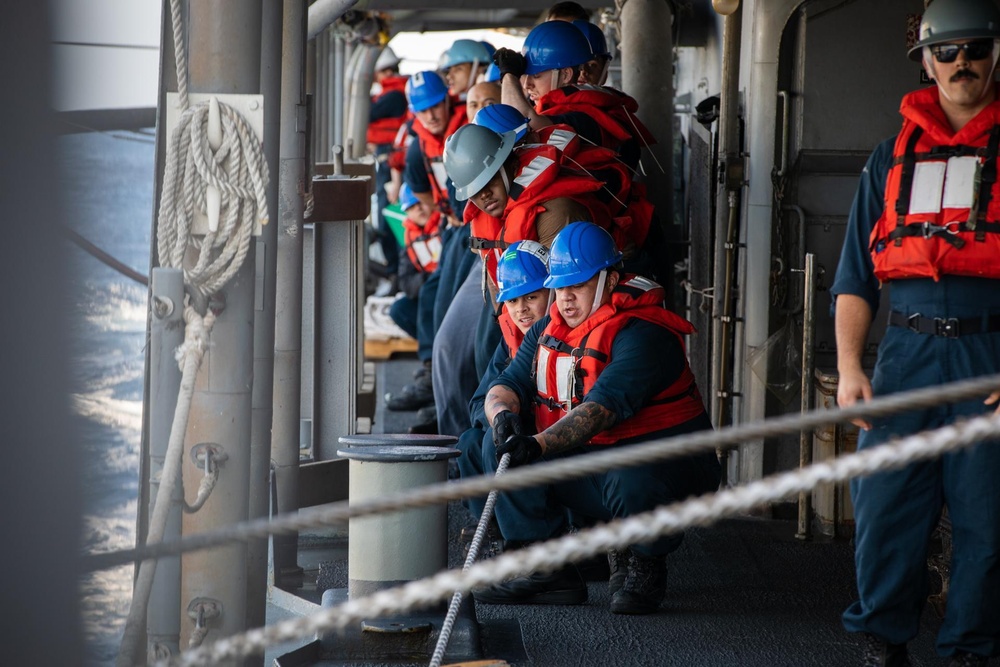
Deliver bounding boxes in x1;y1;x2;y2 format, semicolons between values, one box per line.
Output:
609;552;666;615
385;377;434;411
607;548;629;597
862;633;911;667
473;552;587;606
947;652;988;667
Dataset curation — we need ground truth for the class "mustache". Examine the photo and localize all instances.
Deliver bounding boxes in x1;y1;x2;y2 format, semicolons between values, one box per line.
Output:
951;69;980;82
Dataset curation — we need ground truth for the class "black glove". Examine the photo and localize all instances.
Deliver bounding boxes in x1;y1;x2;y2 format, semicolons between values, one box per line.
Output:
496;434;542;467
494;48;526;79
492;410;522;447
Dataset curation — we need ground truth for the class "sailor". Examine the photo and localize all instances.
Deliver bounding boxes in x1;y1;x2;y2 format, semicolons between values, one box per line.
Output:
832;0;1000;664
546;1;590;22
387;183;442;341
367;46;409;294
440;39;493;101
465;80;501;121
492;19;654;170
386;70;473;417
572;20;612;86
457;240;552;521
477;222;720;614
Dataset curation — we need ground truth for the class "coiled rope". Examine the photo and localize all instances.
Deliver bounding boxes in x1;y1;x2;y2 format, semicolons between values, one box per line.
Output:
115;0;268;663
155;411;1000;667
84;372;1000;573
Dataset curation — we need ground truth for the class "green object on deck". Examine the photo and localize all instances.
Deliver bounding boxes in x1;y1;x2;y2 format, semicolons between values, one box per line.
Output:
383;204;407;247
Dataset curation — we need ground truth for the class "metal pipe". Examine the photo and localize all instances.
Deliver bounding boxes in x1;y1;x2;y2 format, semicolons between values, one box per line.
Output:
345;43;380;160
796;253;817;540
146;268;184;659
333;33;345;153
271;0;308;588
711;6;743;485
307;0;359;40
244;0;283;643
619;0;674;279
180;0;262;648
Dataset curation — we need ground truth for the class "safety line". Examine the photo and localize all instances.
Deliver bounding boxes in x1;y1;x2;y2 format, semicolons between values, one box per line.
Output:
82;372;1000;572
158;411;1000;667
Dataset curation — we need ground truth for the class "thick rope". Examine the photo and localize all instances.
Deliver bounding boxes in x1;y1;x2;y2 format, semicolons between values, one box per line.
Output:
83;372;1000;573
116;306;215;667
157;412;1000;667
428;453;511;667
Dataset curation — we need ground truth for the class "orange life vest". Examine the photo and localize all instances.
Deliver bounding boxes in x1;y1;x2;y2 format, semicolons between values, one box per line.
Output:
498;309;525;359
366;75;409;146
411;101;468;212
536;85;656;151
870;86;1000;281
535;124;652;251
533;275;705;444
468;143;613;284
403;210;442;273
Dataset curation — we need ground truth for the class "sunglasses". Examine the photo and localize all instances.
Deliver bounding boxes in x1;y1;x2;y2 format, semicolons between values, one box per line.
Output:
930;39;995;63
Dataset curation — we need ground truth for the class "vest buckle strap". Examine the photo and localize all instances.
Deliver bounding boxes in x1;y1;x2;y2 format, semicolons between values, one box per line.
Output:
935;317;961;338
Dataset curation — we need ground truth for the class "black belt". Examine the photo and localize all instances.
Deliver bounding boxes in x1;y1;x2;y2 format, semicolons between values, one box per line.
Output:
888;311;1000;338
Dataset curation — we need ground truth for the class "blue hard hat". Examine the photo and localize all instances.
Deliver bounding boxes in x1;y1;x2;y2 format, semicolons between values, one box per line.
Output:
522;20;594;75
406;70;448;112
572;20;610;59
484;62;502;82
440;39;493;70
473;104;530;143
544;222;623;288
398;182;419;211
480;41;497;58
497;240;551;303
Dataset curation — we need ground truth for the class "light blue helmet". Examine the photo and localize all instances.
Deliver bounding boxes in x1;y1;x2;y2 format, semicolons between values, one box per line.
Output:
496;240;551;303
405;70;448;112
572;20;610;59
398;183;419;211
440;39;493;70
473;104;530;143
522;20;594;75
544;222;622;288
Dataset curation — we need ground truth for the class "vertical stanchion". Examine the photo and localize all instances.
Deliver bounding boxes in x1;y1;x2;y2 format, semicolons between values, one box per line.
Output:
796;253;816;540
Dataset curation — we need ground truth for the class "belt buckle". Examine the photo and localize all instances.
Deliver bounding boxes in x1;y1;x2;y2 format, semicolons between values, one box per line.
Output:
935;317;961;338
907;313;922;333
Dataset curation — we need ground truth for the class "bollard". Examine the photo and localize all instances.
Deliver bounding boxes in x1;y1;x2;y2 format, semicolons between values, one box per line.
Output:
337;444;459;598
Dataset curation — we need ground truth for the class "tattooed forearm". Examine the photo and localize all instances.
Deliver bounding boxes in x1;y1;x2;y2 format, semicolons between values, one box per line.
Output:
485;386;521;424
536;402;617;456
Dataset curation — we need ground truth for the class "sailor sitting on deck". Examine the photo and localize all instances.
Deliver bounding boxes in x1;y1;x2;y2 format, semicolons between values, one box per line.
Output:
456;240;552;525
386;183;442;342
477;222;721;614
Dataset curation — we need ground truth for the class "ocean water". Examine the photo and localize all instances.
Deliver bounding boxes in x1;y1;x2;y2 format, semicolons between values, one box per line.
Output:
60;129;154;666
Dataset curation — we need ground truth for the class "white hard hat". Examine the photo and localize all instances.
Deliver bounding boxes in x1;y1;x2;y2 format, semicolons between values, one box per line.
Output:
375;46;401;71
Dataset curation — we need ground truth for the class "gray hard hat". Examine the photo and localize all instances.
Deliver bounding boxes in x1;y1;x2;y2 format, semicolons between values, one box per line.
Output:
444;124;518;201
908;0;1000;61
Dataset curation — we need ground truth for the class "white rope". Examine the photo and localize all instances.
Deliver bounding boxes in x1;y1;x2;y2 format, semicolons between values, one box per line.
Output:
428;453;511;667
156;101;269;300
83;372;1000;573
116;306;216;667
157;412;1000;667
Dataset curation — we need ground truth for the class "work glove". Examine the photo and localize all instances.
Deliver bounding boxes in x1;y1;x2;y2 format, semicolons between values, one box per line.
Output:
493;48;527;79
496;434;542;467
492;410;522;447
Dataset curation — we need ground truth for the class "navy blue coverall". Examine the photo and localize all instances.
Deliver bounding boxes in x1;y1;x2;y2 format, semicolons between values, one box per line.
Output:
832;137;1000;658
484;315;720;557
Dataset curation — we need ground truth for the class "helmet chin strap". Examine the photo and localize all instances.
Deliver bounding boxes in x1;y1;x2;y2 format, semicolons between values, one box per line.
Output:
500;166;510;194
546;289;554;310
550;69;561;93
590;269;608;315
